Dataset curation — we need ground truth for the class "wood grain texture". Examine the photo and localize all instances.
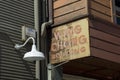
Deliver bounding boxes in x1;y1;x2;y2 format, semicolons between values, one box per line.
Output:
89;0;112;22
53;0;88;26
54;0;86;18
90;0;111;16
93;0;111;8
90;37;120;55
89;18;120;37
54;0;80;9
89;17;120;63
53;0;113;26
54;8;87;25
90;28;120;45
91;47;120;63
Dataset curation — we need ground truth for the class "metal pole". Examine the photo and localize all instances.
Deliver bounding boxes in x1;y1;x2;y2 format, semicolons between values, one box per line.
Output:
34;0;40;79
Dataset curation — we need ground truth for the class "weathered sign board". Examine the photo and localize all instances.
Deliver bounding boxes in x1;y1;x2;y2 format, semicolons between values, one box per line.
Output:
50;18;90;64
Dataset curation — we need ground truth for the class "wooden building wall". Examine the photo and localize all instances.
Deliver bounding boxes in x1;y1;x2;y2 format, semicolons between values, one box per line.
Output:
89;17;120;63
63;18;120;80
53;0;88;26
52;0;120;79
53;0;113;26
89;0;113;22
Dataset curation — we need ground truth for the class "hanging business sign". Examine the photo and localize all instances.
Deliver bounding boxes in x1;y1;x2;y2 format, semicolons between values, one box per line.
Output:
50;18;90;64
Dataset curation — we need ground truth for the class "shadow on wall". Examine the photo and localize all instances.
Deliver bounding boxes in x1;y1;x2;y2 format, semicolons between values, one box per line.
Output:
0;32;35;79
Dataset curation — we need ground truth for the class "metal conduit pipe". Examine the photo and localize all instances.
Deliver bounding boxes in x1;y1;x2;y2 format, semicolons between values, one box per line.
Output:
41;0;53;80
34;0;40;80
34;0;53;79
41;20;53;37
41;0;53;37
41;0;53;79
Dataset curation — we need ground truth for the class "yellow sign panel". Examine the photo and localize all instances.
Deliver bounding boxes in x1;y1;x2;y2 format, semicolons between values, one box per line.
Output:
50;18;90;64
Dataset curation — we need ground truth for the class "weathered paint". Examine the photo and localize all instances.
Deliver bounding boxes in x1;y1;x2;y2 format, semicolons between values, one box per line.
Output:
50;18;90;64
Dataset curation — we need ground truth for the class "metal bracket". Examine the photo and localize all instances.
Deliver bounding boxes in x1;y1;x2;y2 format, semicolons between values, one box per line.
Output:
47;61;69;70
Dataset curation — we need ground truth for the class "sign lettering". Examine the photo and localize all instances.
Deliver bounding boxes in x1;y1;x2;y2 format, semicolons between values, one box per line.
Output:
50;18;90;64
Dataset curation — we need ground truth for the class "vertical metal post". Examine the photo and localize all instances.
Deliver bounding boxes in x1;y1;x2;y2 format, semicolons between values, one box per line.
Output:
34;0;40;79
47;64;52;80
48;70;52;80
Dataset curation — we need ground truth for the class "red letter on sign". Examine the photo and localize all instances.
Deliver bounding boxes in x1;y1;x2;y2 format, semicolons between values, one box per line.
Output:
79;35;87;44
74;25;81;34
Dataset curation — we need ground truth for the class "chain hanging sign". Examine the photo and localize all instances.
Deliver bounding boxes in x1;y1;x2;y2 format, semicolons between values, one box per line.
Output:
50;18;90;64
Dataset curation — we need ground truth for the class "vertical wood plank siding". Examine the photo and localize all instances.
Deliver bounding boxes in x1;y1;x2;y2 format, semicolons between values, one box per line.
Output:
0;0;35;80
53;0;113;26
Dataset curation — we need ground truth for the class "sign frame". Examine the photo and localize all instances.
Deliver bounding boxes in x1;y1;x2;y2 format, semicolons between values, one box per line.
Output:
50;18;90;64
